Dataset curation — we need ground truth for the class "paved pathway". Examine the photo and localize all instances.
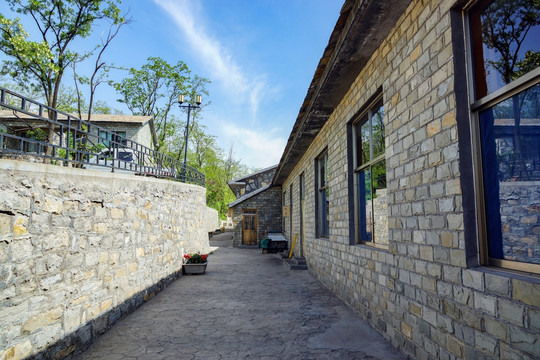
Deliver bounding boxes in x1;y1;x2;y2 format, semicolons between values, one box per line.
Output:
79;232;405;360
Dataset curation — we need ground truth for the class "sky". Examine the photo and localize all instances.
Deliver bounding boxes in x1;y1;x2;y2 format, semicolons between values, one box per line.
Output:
0;1;343;169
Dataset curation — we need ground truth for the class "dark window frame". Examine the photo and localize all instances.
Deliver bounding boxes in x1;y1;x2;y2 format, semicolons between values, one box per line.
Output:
349;92;388;247
315;149;329;238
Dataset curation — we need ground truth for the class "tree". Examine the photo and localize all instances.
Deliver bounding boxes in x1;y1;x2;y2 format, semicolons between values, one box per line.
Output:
111;57;209;152
73;17;129;120
0;0;125;154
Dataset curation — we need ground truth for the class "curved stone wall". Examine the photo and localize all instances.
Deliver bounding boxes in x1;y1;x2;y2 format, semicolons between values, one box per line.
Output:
0;159;210;359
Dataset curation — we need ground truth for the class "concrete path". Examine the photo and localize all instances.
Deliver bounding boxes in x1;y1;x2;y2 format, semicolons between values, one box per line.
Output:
79;232;405;360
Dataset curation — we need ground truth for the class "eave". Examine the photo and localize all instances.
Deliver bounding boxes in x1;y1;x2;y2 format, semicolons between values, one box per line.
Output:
273;0;412;185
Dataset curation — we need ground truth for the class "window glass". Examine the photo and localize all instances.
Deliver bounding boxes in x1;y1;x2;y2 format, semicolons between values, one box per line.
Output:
372;103;385;159
372;160;388;245
357;169;373;242
479;83;540;265
317;152;329;238
352;96;387;246
470;0;540;98
469;0;540;271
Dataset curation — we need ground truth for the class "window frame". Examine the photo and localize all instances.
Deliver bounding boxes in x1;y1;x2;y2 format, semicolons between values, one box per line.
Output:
464;0;540;274
350;93;388;248
315;149;329;238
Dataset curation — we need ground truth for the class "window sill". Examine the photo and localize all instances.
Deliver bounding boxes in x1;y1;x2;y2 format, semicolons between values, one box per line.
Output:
352;242;390;253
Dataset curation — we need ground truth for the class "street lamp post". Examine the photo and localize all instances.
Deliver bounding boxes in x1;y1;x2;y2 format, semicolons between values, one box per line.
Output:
178;94;202;181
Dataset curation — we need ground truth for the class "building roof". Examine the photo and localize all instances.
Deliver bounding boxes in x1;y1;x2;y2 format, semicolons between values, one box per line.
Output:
273;0;412;184
82;114;153;125
0;110;152;125
228;185;272;208
229;164;278;184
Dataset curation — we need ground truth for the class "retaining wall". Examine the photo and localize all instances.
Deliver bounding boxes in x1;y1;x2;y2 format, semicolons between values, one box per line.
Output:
0;159;210;359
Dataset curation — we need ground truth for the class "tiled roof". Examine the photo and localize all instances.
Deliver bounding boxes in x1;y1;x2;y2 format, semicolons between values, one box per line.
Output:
228;185;272;208
0;110;152;124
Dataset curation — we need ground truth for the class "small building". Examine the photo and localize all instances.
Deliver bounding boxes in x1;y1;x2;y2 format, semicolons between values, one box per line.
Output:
0;110;157;151
228;165;282;247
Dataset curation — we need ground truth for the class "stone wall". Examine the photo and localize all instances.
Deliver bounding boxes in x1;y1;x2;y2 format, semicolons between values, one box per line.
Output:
280;0;540;359
500;182;540;264
0;159;210;359
231;186;282;247
204;206;220;234
90;122;153;150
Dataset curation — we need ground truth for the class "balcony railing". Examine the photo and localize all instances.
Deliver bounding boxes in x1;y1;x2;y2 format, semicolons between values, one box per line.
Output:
0;86;205;187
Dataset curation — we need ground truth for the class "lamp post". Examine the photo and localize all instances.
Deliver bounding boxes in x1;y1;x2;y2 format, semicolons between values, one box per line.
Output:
178;94;202;181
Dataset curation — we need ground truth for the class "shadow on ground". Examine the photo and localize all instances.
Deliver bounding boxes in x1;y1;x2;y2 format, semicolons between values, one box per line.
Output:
78;231;405;360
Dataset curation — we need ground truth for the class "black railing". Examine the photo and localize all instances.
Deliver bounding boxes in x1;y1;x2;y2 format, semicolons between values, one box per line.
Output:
0;87;205;186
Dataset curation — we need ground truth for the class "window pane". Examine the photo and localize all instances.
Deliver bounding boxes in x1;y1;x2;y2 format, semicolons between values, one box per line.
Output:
471;0;540;98
480;83;540;265
357;169;373;242
372;160;388;245
320;188;329;237
372;104;385;159
319;154;327;188
317;152;329;238
355;116;370;167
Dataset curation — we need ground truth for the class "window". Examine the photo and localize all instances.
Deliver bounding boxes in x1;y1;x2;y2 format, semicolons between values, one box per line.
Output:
352;96;388;246
99;130;127;146
468;0;540;273
316;151;329;238
289;184;293;238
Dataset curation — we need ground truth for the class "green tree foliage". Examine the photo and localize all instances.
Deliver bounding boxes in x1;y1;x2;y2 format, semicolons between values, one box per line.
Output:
0;0;126;156
111;57;210;152
0;0;124;110
182;124;250;219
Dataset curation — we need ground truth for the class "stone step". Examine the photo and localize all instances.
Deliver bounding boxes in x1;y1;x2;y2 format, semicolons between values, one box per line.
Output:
283;257;308;270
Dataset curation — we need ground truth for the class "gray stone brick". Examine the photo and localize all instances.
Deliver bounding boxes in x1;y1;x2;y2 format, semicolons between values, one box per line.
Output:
498;299;525;326
475;330;498;354
484;273;510;296
509;325;540;356
462;269;484;290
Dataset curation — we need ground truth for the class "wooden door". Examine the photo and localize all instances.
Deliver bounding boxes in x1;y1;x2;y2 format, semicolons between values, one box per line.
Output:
242;209;258;245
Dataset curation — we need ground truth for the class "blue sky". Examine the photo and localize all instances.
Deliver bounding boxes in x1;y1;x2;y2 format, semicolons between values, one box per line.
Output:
1;1;343;169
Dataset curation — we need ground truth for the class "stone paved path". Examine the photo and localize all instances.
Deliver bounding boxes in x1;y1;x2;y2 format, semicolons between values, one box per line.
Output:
79;232;405;360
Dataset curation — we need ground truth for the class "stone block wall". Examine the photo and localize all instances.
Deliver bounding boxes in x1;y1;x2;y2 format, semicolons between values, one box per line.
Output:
231;186;282;247
0;159;210;359
204;206;220;233
281;0;540;359
90;122;153;150
499;182;540;264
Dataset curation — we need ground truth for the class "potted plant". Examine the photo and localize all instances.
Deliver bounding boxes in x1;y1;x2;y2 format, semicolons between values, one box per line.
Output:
183;252;209;274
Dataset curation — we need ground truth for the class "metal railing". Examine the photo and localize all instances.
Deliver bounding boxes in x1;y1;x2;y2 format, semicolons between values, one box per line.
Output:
0;86;205;186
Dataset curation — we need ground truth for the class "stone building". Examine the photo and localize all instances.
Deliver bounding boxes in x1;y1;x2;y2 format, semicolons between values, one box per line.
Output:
228;165;282;247
0;111;157;150
273;0;540;359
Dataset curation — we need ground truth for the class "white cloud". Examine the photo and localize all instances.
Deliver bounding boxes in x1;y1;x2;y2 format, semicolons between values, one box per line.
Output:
220;123;286;169
153;0;270;123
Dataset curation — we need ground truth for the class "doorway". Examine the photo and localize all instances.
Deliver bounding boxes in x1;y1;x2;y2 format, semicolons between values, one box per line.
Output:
242;209;258;245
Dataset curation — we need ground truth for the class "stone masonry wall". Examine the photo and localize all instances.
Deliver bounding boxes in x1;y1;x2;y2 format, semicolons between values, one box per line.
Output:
281;0;540;359
499;182;540;264
90;122;153;150
0;159;210;359
231;186;282;247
